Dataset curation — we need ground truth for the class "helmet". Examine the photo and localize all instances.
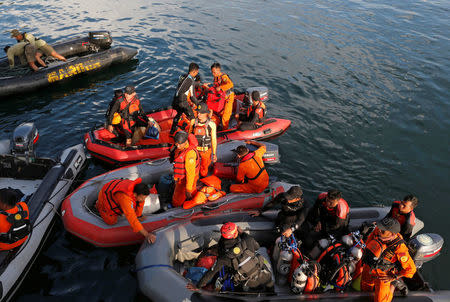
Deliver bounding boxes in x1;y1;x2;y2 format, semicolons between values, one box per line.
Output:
221;222;238;239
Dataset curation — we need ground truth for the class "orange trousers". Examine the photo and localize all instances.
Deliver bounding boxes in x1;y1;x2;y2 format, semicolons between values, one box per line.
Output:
198;148;212;177
230;182;266;194
361;265;395;302
221;93;234;130
172;178;198;207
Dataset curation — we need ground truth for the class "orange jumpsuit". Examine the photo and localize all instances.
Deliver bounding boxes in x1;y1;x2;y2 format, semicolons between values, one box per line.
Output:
189;119;217;177
361;231;416;302
214;73;234;129
0;202;29;251
230;145;269;193
96;179;145;233
172;140;200;207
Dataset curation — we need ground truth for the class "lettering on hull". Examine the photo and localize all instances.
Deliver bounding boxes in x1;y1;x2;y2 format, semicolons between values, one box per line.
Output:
47;60;102;83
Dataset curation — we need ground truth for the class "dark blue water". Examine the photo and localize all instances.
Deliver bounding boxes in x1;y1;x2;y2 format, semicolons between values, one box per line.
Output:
1;0;448;300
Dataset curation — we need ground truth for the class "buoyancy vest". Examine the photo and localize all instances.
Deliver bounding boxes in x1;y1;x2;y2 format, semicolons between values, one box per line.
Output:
119;96;141;121
0;202;31;244
199;175;225;201
362;234;406;271
224;237;264;282
213;73;233;96
173;135;200;181
317;242;351;290
193;120;212;148
206;87;226;114
240;152;266;181
99;178;141;215
246;102;266;124
318;192;349;220
390;201;416;229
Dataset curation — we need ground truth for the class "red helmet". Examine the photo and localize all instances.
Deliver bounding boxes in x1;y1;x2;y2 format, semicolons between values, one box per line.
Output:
221;222;238;239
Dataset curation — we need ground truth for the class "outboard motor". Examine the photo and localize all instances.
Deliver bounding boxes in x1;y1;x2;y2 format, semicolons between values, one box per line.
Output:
408;233;444;268
11;123;39;162
88;31;112;50
246;87;269;103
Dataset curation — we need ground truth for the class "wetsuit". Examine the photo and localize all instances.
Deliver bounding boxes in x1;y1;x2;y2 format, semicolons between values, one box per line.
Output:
171;74;200;133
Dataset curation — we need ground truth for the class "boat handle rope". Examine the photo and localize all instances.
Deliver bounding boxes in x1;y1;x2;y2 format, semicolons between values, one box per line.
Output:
133;264;173;273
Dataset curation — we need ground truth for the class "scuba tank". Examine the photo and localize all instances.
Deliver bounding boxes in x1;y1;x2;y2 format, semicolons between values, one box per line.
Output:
272;236;283;263
275;235;300;285
290;261;320;294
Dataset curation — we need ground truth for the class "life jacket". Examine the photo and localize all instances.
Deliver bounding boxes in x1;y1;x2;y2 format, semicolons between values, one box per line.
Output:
390;200;415;230
246;101;266;125
173;135;200;181
119;95;141;121
0;202;31;245
213;73;233;96
99;178;142;216
318;192;350;220
362;233;406;271
192;119;213;149
317;242;352;290
206;87;226;114
20;32;41;44
240;152;266;182
224;237;264;283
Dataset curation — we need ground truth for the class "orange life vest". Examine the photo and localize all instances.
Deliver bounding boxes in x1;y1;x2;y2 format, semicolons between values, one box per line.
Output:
119;96;141;120
390;200;416;228
213;73;233;95
192;120;212;148
318;192;350;220
0;201;30;250
363;233;406;271
99;178;142;216
240;151;266;181
173;135;200;181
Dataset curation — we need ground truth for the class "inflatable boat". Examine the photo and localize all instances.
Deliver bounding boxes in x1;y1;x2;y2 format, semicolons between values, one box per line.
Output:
85;88;291;166
0;31;137;97
0;123;86;301
61;140;285;247
135;209;448;302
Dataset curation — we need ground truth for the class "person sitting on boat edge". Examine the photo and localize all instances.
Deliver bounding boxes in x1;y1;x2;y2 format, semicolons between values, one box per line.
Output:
4;42;46;72
189;103;217;177
302;189;350;251
170;63;201;134
360;217;416;302
11;29;67;63
229;140;269;194
237;90;266;131
384;194;418;241
96;178;156;244
0;188;31;251
253;186;308;238
187;222;274;292
171;131;200;208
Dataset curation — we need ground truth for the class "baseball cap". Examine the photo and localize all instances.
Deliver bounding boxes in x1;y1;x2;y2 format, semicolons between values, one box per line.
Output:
377;217;401;234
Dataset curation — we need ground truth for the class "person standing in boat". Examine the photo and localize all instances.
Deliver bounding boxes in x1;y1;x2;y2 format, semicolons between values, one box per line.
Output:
116;86;146;147
187;222;274;292
360;217;416;302
170;63;201;135
229;140;269;194
11;29;67;63
237;91;266;131
384;194;418;241
0;188;30;251
4;42;46;71
171;131;200;208
96;178;156;244
188;103;217;177
302;189;350;250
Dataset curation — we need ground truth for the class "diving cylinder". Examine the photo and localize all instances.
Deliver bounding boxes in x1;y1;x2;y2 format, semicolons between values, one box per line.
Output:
290;264;308;294
277;249;293;276
309;238;330;260
272;236;282;263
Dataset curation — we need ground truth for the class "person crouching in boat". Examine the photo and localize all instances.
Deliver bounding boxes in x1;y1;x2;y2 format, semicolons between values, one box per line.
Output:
360;217;416;302
237;91;266;131
188;103;217;177
11;29;67;64
170;131;200;208
96;178;156;244
0;188;31;251
229;140;269;194
4;42;46;72
187;222;274;292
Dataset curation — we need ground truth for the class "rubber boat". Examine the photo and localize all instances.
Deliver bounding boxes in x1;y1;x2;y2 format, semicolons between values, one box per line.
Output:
0;123;86;301
135;209;448;302
61;140;285;247
84;87;291;166
0;31;137;98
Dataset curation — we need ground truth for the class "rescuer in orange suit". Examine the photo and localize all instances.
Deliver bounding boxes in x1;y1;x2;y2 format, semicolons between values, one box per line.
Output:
229;140;269;194
204;62;234;130
0;188;30;251
189;103;217;177
360;217;416;302
171;131;200;207
96;178;156;244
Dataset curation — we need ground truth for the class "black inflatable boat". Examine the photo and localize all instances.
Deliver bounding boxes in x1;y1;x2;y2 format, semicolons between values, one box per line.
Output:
0;31;137;98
